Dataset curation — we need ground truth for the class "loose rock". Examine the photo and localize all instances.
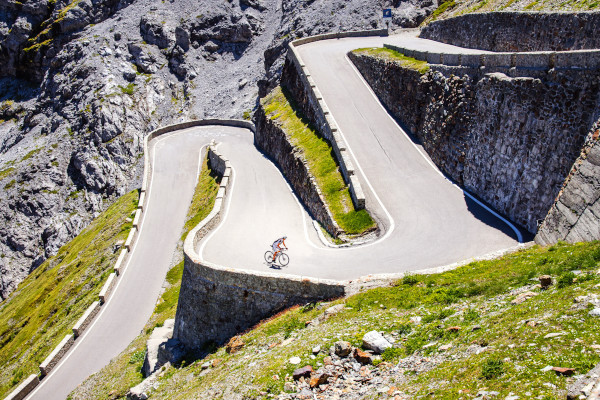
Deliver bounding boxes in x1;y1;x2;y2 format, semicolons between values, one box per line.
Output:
334;341;352;357
362;331;392;354
353;348;373;365
293;365;313;381
225;335;245;354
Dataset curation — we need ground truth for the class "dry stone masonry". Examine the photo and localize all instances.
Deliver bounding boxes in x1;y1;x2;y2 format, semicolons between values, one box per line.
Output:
349;39;600;234
536;121;600;245
420;12;600;52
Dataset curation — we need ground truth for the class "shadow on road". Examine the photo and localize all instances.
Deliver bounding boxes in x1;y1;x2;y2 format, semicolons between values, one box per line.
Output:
462;193;534;242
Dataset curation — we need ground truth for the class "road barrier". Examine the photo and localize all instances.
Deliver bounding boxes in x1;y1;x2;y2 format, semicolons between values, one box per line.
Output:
2;119;254;400
285;29;388;210
72;302;100;337
384;43;600;73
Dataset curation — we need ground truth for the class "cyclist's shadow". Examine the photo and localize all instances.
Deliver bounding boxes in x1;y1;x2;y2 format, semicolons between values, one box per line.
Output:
266;261;284;270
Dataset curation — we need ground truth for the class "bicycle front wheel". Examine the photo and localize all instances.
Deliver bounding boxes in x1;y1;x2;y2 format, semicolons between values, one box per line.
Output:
279;253;289;267
264;250;274;263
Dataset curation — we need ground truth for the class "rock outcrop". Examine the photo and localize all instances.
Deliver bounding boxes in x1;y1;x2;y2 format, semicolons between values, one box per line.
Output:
349;51;600;234
0;0;435;299
536;121;600;245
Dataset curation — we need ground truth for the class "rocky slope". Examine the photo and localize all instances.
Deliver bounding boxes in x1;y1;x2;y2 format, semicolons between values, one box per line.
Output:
0;0;437;300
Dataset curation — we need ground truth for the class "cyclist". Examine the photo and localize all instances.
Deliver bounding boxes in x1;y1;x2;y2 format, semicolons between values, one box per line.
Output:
271;236;288;263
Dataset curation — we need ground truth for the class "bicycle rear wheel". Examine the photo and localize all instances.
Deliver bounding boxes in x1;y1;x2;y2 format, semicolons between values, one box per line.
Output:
279;253;289;267
264;250;274;263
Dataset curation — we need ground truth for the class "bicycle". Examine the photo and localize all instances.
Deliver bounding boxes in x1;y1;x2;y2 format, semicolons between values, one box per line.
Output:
264;248;290;267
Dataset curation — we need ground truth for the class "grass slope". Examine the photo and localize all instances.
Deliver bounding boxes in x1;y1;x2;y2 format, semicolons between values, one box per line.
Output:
352;48;430;74
262;86;375;235
0;190;139;398
76;240;600;399
425;0;600;22
69;151;220;400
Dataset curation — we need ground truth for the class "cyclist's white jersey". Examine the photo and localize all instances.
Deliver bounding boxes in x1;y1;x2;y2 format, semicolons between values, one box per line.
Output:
272;238;285;251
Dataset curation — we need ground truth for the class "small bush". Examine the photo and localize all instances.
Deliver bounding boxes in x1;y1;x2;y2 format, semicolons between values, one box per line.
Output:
404;336;427;355
402;274;419;286
557;271;576;288
128;350;146;365
381;347;403;362
119;83;136;95
481;358;504;379
282;316;304;339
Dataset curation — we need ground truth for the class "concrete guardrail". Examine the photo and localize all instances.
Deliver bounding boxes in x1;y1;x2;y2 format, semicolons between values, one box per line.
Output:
286;28;388;209
3;119;254;400
384;43;600;71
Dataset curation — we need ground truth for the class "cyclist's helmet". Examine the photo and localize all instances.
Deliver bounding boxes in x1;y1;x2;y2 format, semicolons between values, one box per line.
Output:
283;236;287;239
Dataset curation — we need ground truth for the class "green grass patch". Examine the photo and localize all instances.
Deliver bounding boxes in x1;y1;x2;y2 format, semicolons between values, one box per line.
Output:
68;152;221;400
0;167;14;181
0;190;139;398
261;86;375;235
352;47;430;74
429;0;457;21
181;150;221;241
119;83;136;96
21;148;42;162
66;240;600;399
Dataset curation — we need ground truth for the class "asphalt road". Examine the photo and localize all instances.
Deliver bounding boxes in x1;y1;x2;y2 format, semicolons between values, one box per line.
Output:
26;126;245;400
27;32;522;400
201;32;520;280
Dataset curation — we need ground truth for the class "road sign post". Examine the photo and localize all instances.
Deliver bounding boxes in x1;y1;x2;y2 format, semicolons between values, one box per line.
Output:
383;8;392;31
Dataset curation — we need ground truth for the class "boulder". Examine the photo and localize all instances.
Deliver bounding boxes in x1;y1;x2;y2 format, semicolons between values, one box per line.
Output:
225;335;245;354
142;319;175;377
292;365;313;380
362;331;391;354
353;348;372;365
539;275;553;289
309;372;329;388
567;362;600;400
334;341;352;357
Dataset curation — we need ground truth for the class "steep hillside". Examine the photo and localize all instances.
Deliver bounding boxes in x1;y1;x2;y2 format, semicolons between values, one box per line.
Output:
0;0;437;299
0;190;137;399
71;241;600;399
424;0;600;22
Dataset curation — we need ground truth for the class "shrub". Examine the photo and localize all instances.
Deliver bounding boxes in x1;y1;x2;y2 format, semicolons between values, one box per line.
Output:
481;358;504;379
402;274;419;286
557;271;576;288
381;347;403;362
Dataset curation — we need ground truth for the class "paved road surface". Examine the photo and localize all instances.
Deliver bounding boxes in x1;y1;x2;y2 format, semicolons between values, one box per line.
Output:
201;32;520;280
27;31;521;400
27;127;242;400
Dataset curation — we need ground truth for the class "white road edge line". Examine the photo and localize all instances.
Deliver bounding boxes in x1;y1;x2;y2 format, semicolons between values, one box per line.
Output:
200;141;324;257
25;132;192;399
344;52;524;243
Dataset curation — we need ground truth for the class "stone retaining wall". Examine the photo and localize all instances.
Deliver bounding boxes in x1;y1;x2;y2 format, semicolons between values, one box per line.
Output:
39;334;74;377
173;144;346;351
420;12;600;52
349;50;600;233
279;30;389;211
536;120;600;245
3;375;39;400
383;43;600;79
254;101;342;237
